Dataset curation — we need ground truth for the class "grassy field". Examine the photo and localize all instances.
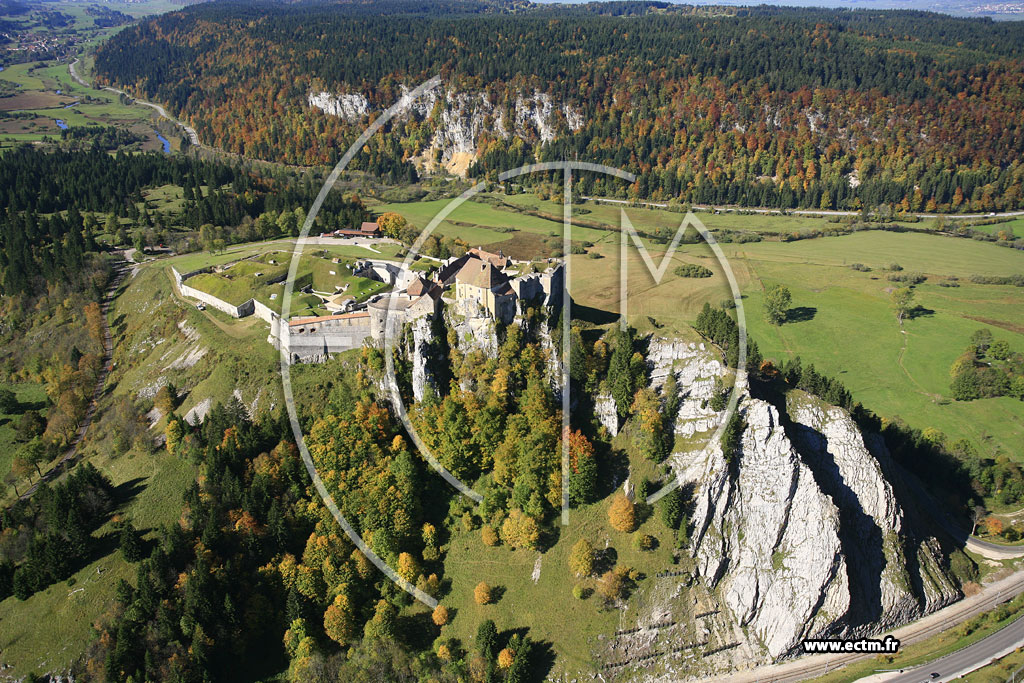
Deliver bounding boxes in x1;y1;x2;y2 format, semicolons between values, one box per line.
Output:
165;239;403;273
440;486;680;677
0;451;196;678
970;217;1024;239
571;228;1024;467
964;643;1024;681
182;249;388;315
504;192;856;235
0;57;158;149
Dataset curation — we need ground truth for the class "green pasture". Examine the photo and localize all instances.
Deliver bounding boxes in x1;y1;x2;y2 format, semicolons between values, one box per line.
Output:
572;229;1024;466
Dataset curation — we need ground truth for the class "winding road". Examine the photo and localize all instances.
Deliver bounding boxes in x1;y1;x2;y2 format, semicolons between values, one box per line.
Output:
69;59;200;146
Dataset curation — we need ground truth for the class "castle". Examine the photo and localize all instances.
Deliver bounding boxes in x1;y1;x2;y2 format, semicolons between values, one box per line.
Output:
175;246;562;364
369;247;563;344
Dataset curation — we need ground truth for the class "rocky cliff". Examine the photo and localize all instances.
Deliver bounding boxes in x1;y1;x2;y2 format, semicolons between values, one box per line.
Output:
649;340;960;664
307;86;583;175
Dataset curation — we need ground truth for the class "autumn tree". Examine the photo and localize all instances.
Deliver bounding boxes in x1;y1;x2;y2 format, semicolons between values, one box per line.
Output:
597;568;627;603
363;599;397;640
83;301;105;345
498;648;514;669
567;429;598;505
154;384;177;415
608;493;637;533
985;517;1005;537
474;581;494;605
631;388;664;462
432;604;450;626
377;212;408;239
481;526;500;546
500;509;540;550
396;551;420;584
568;538;595;577
165;418;183;455
324;593;357;644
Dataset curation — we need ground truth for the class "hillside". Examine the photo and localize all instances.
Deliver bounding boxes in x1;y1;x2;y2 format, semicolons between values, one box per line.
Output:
94;2;1024;211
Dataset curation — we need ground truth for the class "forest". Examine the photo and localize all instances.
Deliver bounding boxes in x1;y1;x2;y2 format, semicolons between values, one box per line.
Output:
0;147;369;298
0;146;370;500
93;1;1024;211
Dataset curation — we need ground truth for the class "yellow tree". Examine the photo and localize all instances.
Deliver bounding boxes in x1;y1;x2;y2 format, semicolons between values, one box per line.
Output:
474;581;493;605
568;538;595;577
376;212;408;239
323;594;356;644
608;494;637;533
397;552;420;584
432;604;450;626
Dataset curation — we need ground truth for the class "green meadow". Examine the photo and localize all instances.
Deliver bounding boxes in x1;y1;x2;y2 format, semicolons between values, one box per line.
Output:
574;230;1024;467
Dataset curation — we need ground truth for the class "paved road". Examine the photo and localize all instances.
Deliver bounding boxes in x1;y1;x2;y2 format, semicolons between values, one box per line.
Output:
888;612;1024;682
719;570;1024;683
582;195;1024;220
69;59;200;146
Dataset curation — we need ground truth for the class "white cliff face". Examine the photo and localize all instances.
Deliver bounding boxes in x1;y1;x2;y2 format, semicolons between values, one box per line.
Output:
306;86;584;174
691;399;850;659
660;344;960;664
648;339;726;436
307;91;369;122
595;392;619;436
410;316;433;402
791;400;960;627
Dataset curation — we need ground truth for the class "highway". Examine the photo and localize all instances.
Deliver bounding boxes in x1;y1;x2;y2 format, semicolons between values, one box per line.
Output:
888;614;1024;682
715;565;1024;683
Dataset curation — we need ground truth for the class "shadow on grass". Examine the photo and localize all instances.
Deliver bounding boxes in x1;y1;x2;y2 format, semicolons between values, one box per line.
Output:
572;303;618;326
397;611;437;652
785;306;817;323
906;306;935;320
113;476;147;506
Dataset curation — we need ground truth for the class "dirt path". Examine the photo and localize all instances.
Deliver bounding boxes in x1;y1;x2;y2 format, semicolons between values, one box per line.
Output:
894;321;941;401
19;256;130;499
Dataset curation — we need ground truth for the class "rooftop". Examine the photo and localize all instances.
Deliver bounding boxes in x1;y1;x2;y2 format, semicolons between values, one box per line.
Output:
456;259;511;291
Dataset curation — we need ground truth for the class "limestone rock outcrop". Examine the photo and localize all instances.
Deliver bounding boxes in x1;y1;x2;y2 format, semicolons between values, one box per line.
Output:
658;340;961;661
